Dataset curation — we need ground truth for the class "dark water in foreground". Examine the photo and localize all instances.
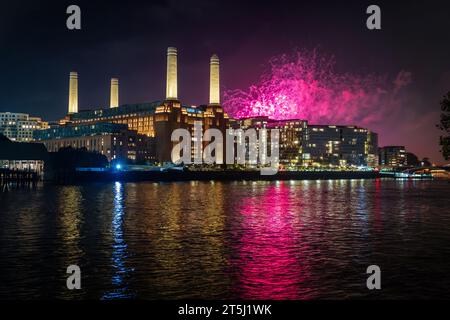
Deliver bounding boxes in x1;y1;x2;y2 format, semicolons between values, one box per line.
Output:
0;179;450;300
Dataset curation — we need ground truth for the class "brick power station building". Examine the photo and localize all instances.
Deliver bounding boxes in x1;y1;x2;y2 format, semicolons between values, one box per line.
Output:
33;47;379;168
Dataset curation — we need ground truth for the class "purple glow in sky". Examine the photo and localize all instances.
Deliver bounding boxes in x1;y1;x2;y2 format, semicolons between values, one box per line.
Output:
223;50;412;128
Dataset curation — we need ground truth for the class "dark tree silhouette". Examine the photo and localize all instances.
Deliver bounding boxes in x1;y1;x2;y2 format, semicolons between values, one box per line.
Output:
46;147;108;183
438;92;450;160
406;152;420;166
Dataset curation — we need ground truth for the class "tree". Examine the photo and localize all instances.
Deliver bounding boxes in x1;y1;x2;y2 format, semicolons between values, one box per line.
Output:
406;152;420;166
438;91;450;160
49;147;108;172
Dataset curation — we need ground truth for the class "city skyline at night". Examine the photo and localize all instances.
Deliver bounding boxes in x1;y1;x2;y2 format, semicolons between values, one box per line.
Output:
1;1;450;163
2;0;450;309
1;47;444;166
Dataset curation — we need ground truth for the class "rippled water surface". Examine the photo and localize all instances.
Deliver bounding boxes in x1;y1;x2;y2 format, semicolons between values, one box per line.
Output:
1;179;450;299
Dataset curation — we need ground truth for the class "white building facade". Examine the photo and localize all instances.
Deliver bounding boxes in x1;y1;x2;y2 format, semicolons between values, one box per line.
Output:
0;112;48;142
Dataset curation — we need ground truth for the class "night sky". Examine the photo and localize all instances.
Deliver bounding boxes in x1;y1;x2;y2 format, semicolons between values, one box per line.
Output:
1;0;449;163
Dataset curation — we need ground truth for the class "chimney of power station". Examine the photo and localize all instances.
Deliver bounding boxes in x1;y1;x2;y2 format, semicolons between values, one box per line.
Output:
110;78;119;108
209;54;220;105
68;71;78;114
166;47;178;100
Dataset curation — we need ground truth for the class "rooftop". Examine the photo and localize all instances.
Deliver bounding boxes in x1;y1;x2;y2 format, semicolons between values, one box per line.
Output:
69;101;214;123
70;101;164;121
33;123;129;140
0;134;48;161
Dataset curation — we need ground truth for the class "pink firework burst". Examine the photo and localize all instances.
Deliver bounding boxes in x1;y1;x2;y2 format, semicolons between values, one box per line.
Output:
223;49;411;127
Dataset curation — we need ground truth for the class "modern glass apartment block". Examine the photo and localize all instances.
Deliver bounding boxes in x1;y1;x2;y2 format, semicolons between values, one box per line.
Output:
230;117;379;168
33;123;155;163
304;125;379;167
379;146;407;167
229;117;307;167
33;123;129;140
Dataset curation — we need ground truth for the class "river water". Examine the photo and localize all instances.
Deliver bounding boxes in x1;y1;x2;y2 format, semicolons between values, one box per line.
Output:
1;179;449;299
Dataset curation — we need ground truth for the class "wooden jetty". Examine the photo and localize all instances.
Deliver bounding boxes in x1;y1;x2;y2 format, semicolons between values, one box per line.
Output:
0;169;39;192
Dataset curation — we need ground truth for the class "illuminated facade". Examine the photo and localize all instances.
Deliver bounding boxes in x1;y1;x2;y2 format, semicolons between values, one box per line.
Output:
0;134;47;175
209;54;220;105
166;47;178;100
66;102;229;163
304;125;378;167
0;112;49;142
230;117;306;166
61;48;229;163
110;78;119;108
69;102;159;138
379;146;407;167
53;46;381;168
33;123;155;163
154;49;228;163
230;117;378;168
68;72;78;114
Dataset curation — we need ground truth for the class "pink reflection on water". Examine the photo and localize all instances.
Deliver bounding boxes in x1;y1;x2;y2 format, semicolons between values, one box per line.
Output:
372;178;382;232
234;182;314;300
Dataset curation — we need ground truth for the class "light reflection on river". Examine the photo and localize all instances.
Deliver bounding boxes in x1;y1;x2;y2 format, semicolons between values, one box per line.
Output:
0;179;450;299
